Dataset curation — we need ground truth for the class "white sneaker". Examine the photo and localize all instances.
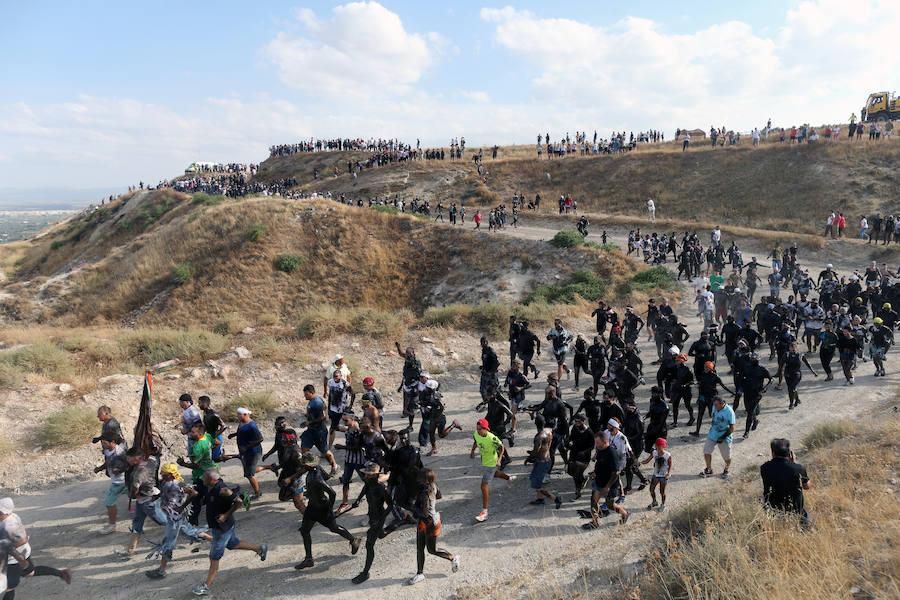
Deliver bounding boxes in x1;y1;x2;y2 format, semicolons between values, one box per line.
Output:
407;573;425;586
542;474;551;484
100;523;116;535
451;556;460;573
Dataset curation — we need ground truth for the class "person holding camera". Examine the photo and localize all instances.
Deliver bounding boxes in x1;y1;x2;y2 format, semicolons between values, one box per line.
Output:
761;438;812;527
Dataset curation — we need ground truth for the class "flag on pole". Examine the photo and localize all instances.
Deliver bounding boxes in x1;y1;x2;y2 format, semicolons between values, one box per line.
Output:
133;369;158;459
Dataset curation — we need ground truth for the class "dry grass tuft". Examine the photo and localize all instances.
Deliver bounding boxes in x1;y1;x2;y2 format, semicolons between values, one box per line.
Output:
625;414;900;600
38;407;97;447
223;391;277;422
296;305;416;339
0;342;73;381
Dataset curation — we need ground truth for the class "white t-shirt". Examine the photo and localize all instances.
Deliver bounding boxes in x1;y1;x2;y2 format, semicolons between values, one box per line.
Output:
651;449;671;478
104;445;126;484
0;513;30;564
647;199;655;212
861;218;868;229
181;405;202;432
712;229;721;244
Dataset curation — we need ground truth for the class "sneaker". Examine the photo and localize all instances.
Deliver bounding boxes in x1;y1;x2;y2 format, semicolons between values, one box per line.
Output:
743;432;750;439
508;475;517;487
426;449;437;457
534;369;540;378
352;572;370;585
581;521;600;530
451;555;460;572
250;493;262;501
350;537;361;555
113;549;134;561
146;568;166;580
658;503;666;512
699;468;714;478
60;568;73;585
338;503;351;514
100;523;116;535
620;513;629;525
452;419;462;431
647;500;659;509
721;470;729;480
407;573;426;586
689;430;700;437
258;544;268;562
554;496;563;509
529;498;545;505
542;474;550;484
295;557;315;570
636;483;647;491
751;419;759;431
475;510;488;522
330;464;338;476
849;377;855;385
192;583;211;596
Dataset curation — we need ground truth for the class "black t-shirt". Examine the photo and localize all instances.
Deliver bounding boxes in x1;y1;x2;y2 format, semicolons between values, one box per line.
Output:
205;479;240;531
761;457;808;513
516;330;539;355
593;445;622;487
481;346;500;373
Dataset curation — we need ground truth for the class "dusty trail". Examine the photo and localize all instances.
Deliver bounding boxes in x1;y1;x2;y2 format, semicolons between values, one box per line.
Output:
9;217;899;600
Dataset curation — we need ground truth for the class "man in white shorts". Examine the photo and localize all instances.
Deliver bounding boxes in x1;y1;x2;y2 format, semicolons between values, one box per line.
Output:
699;396;735;480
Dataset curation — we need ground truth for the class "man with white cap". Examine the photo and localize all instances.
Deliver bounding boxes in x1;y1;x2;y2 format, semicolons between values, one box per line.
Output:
0;497;72;598
323;354;351;396
225;407;272;501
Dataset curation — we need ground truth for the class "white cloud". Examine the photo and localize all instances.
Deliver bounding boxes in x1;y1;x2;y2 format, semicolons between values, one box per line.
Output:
460;91;490;103
263;1;435;98
481;2;900;130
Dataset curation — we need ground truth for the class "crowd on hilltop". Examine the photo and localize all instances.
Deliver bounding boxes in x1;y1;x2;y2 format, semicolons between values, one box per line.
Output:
169;175;297;198
186;163;259;175
269;138;412;158
537;130;664;158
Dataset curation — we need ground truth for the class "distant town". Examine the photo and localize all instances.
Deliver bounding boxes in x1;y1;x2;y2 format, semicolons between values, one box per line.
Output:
0;209;72;243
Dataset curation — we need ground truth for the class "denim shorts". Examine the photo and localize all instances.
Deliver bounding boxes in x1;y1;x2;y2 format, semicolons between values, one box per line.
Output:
301;426;329;453
529;460;552;489
209;526;240;560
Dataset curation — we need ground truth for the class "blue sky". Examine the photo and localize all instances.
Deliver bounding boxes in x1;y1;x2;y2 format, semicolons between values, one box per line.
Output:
0;1;896;199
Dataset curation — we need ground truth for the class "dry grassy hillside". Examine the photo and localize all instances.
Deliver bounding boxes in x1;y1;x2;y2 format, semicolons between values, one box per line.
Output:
258;137;900;234
0;192;651;328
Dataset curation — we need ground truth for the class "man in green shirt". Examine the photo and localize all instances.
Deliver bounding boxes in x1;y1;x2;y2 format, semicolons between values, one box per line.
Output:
709;271;724;292
469;419;514;522
177;423;219;525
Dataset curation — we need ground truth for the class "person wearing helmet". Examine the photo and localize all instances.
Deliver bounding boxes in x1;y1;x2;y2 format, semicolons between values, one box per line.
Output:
868;317;894;377
349;462;394;585
295;453;361;571
641;438;672;511
670;354;695;428
818;320;839;381
692;361;735;437
740;353;772;438
782;342;817;410
878;302;898;329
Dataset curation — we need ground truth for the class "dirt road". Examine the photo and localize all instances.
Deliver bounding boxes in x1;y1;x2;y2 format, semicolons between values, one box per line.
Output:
8;218;899;600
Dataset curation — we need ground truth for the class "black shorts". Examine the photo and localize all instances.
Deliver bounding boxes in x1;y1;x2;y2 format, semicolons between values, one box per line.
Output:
7;558;32;589
328;411;343;432
241;452;261;478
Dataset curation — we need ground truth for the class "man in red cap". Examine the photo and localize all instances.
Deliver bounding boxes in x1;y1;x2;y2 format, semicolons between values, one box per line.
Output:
469;419;513;522
641;438;672;511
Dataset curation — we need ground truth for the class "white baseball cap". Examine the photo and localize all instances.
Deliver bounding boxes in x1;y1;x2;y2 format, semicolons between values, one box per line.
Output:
425;380;439;390
0;497;13;515
236;407;252;416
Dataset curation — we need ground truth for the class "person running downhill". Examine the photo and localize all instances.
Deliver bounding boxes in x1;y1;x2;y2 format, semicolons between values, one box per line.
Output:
470;419;513;522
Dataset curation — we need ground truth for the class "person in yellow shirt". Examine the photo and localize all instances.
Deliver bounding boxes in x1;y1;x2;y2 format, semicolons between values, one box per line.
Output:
469;419;515;522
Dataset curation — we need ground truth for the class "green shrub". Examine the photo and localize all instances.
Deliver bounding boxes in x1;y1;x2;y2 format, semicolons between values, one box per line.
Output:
600;243;623;252
192;192;223;206
223;391;277;422
117;329;226;366
0;342;73;380
803;420;854;449
419;304;473;329
38;407;96;447
630;266;677;291
212;312;250;336
549;230;584;248
273;253;306;273
373;205;428;220
50;240;63;250
246;223;267;242
171;261;195;284
525;269;609;305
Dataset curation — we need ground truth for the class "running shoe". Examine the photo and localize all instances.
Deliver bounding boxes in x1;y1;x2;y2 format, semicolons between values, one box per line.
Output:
554;496;563;510
258;544;268;561
699;468;714;478
352;572;370;585
452;419;462;431
658;503;666;512
475;510;488;522
720;470;729;480
192;583;211;596
529;498;545;505
407;573;426;586
146;568;166;580
620;513;629;525
338;503;351;513
425;449;437;457
295;557;315;570
647;500;659;509
60;568;73;585
581;521;600;530
100;523;116;535
689;431;700;437
451;556;460;572
507;475;517;487
351;537;361;555
635;483;646;491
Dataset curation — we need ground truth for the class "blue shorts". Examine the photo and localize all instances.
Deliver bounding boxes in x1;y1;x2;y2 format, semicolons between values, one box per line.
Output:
104;482;126;507
530;461;552;489
301;427;329;453
209;526;240;560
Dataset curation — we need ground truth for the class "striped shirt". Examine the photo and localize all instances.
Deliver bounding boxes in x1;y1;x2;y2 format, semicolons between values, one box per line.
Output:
344;429;366;466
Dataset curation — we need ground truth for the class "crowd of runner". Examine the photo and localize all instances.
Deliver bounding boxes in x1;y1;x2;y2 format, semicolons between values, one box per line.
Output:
537;130;664;158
